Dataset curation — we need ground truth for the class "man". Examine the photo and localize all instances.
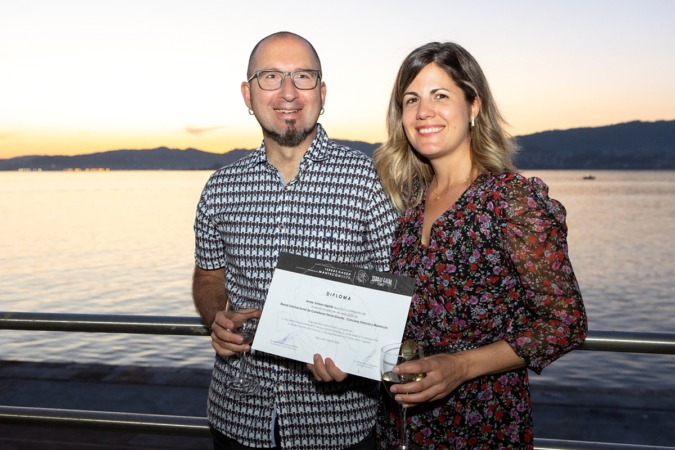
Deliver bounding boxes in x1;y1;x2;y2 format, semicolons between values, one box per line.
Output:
192;31;397;450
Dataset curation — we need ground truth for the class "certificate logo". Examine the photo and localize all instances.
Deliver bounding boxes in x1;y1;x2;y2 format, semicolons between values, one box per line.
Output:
356;270;369;285
370;275;395;289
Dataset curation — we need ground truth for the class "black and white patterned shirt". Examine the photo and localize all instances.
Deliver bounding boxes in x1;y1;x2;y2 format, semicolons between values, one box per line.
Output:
194;125;398;449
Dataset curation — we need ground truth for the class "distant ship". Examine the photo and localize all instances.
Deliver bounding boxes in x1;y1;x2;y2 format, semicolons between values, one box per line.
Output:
582;174;596;180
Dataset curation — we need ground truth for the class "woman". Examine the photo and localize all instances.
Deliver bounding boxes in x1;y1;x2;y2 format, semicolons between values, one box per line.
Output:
373;42;588;449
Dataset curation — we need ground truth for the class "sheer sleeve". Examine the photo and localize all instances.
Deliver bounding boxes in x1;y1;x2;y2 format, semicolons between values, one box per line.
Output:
500;175;587;373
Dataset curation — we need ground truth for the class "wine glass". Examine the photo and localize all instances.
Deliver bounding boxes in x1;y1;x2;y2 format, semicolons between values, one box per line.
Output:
224;301;261;396
380;341;424;450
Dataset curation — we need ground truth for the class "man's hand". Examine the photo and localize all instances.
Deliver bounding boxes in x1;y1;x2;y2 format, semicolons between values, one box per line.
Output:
210;308;261;357
306;354;349;382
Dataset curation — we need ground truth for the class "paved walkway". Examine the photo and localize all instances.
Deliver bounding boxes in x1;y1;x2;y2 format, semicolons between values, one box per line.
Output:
1;360;674;449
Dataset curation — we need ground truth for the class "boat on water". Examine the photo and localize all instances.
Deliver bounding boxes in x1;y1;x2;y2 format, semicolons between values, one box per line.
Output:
582;174;596;180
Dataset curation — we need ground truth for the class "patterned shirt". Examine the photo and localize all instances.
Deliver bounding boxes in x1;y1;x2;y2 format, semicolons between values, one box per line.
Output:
194;125;398;449
377;173;587;449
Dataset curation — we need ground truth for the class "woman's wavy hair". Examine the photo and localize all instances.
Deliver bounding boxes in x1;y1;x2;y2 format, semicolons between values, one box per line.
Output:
373;42;518;211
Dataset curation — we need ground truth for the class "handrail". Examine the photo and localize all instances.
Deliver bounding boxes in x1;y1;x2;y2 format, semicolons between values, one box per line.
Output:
534;439;675;450
2;405;673;450
1;405;673;450
1;311;674;450
0;405;209;436
2;311;675;354
0;311;210;336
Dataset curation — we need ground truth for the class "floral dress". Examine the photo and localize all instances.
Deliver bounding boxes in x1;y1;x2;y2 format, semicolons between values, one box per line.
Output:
377;172;588;450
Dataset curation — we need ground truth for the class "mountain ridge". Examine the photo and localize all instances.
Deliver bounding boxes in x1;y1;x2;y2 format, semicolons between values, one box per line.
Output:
1;120;673;171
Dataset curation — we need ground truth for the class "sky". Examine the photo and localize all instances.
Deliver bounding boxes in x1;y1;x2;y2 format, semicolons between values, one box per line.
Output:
1;0;674;159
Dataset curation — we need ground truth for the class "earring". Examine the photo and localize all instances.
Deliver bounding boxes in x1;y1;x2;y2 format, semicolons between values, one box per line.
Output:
248;108;255;115
471;117;475;128
320;108;325;115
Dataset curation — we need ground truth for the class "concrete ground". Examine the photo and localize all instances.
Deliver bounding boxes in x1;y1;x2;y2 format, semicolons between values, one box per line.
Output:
1;360;674;449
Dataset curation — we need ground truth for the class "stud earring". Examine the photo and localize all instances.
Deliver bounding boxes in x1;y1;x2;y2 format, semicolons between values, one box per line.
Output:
320;108;325;115
471;117;475;128
248;108;255;115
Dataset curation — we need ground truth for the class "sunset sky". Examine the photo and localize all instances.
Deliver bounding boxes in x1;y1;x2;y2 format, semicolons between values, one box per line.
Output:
1;0;674;159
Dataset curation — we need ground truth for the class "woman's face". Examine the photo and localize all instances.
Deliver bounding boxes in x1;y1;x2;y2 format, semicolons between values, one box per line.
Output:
401;63;478;162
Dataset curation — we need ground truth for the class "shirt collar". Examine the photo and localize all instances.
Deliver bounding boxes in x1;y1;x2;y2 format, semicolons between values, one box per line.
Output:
247;123;331;168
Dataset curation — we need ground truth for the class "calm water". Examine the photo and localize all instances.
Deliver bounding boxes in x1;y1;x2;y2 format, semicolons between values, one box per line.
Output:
1;170;674;390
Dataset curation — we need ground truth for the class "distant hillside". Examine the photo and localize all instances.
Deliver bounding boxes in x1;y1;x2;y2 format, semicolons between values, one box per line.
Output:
0;140;380;172
1;120;673;171
0;147;250;172
514;120;675;169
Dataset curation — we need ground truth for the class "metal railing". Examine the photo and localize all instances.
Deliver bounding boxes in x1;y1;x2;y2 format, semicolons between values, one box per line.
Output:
1;311;674;450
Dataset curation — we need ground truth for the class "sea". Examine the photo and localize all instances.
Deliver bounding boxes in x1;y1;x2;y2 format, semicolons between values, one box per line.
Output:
1;170;674;392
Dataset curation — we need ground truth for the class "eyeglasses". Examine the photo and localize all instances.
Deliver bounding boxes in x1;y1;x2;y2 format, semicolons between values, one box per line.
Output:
247;70;321;91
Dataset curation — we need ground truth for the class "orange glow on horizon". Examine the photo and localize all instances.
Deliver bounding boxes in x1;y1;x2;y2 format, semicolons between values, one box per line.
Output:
4;113;675;160
0;128;264;159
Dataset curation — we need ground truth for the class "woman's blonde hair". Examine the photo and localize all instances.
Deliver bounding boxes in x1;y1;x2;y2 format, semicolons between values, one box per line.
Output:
373;42;518;211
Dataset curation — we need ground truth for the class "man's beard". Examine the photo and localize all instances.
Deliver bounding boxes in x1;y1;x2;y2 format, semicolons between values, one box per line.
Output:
263;119;316;147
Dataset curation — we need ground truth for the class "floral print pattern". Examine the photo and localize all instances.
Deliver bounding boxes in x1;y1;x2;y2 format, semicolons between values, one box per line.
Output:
377;173;587;449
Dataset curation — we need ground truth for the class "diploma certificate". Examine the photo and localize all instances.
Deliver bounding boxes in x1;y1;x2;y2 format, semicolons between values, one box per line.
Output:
252;252;414;381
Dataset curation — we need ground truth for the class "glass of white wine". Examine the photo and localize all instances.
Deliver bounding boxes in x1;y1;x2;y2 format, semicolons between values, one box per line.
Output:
380;341;424;450
224;300;261;396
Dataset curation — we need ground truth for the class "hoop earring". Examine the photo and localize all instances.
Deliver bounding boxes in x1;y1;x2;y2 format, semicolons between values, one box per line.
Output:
248;108;255;116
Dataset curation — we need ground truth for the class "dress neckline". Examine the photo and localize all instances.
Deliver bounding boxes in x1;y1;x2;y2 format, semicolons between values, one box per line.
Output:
418;173;485;249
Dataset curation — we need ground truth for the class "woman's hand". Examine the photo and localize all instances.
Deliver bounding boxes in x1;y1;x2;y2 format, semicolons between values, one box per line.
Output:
389;353;468;407
389;341;526;407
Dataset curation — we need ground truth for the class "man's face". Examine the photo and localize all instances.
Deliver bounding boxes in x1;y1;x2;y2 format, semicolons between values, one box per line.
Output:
242;36;326;149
